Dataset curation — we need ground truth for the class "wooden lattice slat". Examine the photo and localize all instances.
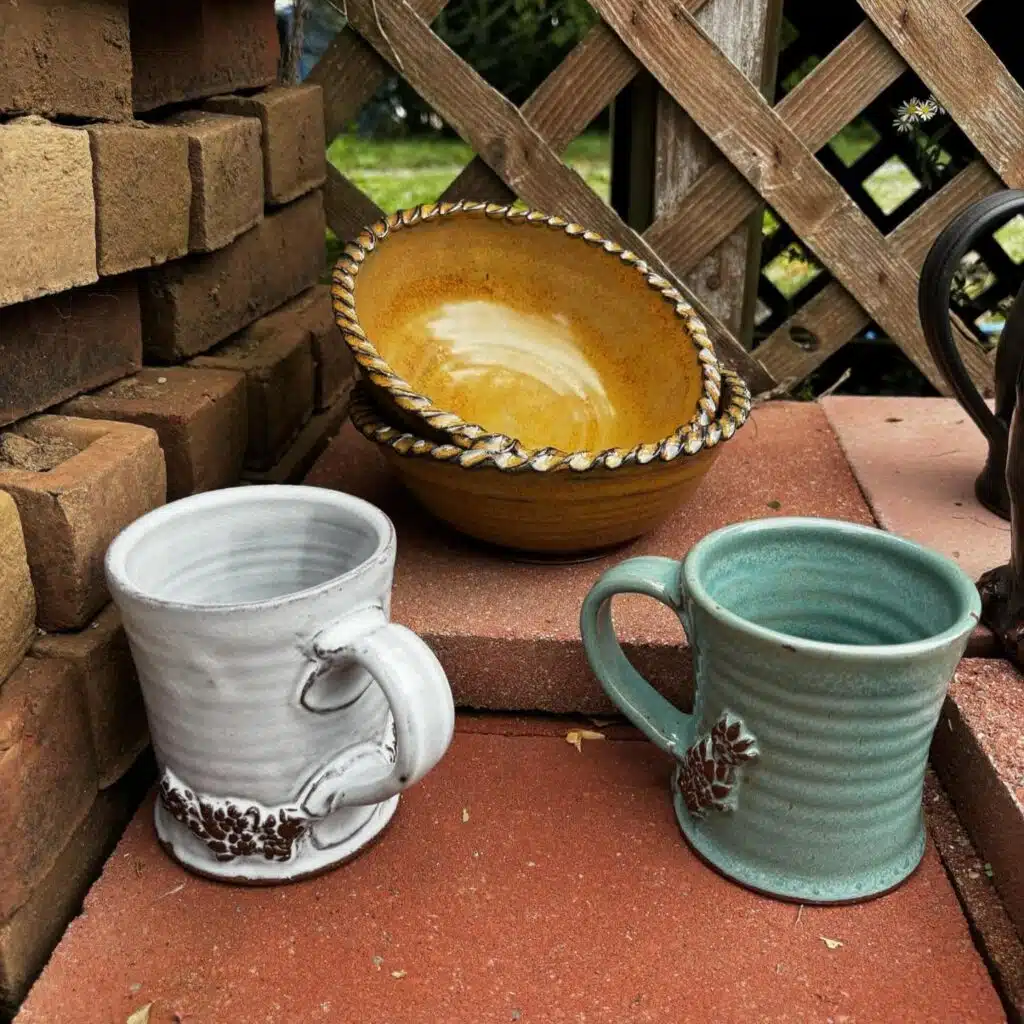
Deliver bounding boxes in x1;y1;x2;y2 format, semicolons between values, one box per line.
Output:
755;160;1002;383
308;0;450;139
440;18;648;204
641;0;984;261
340;0;775;392
589;0;988;394
324;162;383;242
309;0;452;239
857;0;1024;188
651;0;778;337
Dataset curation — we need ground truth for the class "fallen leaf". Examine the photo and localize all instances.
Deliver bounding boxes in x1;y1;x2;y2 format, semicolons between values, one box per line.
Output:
372;955;384;970
391;969;407;979
127;1004;153;1024
767;499;782;511
461;808;470;823
565;728;605;752
820;936;843;950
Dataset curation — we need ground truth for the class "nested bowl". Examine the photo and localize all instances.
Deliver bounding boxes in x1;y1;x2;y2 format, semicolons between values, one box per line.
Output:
348;367;752;557
331;201;725;455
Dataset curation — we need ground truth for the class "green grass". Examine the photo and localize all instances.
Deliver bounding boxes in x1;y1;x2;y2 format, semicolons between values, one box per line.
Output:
327;132;611;213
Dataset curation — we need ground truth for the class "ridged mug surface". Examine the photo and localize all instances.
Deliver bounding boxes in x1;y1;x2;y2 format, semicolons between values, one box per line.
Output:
581;517;981;903
105;485;455;884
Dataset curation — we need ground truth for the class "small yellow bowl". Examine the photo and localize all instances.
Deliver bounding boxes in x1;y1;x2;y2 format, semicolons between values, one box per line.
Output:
331;201;725;456
348;367;751;557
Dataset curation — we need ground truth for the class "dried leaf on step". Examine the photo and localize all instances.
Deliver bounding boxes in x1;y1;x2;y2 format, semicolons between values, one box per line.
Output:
461;808;469;823
565;728;605;752
391;969;407;979
820;936;844;950
127;1004;153;1024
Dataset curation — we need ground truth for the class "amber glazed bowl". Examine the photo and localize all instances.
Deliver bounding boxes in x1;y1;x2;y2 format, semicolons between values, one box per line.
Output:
331;201;725;454
348;367;752;557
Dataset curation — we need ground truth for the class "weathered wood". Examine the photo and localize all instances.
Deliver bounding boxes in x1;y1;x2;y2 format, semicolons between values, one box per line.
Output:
442;1;712;205
342;0;775;392
756;161;1000;386
308;0;450;141
653;0;778;340
442;20;643;204
323;162;383;243
590;0;977;395
857;0;1024;188
281;0;310;84
643;0;984;277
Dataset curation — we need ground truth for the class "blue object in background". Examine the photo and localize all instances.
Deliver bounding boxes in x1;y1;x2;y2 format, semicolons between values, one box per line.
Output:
276;0;346;81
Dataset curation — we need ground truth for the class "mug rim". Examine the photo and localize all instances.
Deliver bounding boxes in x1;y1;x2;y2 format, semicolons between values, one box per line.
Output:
681;516;982;659
105;485;395;614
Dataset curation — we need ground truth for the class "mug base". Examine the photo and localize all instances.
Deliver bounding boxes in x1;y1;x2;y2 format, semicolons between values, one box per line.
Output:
154;793;400;886
673;789;925;905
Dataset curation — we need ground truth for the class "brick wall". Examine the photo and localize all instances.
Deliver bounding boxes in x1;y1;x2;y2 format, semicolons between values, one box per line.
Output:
0;2;352;1013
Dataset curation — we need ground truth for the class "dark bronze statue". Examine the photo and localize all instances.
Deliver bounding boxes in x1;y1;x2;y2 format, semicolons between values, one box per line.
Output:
974;359;1024;666
919;190;1024;520
920;190;1024;665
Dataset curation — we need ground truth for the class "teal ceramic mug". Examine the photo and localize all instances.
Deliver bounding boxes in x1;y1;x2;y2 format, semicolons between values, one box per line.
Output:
580;517;981;904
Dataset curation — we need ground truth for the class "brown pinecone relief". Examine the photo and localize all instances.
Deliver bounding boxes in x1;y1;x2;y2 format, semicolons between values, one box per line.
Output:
676;712;759;818
159;771;311;863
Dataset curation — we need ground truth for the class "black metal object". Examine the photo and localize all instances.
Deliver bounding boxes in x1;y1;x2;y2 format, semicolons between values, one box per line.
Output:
920;190;1024;667
977;357;1024;669
919;190;1024;520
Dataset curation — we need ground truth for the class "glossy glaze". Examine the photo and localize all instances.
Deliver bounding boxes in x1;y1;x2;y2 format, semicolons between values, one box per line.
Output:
349;368;750;556
332;202;721;456
105;486;455;884
580;518;981;903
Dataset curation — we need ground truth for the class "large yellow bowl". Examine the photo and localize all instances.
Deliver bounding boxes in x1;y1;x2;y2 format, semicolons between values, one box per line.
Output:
348;367;751;557
331;202;725;456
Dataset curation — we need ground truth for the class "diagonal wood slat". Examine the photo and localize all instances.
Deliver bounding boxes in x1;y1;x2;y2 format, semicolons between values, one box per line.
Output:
651;0;778;338
325;162;384;244
441;24;639;203
590;0;989;394
441;0;711;204
643;0;983;279
311;0;450;243
308;0;450;141
341;0;775;392
755;161;1002;385
856;0;1024;188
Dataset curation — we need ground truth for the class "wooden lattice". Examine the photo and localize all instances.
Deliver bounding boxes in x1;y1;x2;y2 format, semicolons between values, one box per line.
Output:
308;0;1024;396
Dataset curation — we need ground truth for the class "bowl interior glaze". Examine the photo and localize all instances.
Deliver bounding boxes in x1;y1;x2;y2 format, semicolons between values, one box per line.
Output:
354;214;707;454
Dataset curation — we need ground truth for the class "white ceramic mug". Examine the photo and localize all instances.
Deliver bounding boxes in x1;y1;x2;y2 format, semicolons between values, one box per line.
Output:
105;485;455;884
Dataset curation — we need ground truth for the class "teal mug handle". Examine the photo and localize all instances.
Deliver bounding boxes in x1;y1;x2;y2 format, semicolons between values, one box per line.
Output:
580;556;694;757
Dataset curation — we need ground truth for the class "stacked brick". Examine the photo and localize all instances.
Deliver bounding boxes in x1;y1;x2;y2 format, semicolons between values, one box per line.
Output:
0;0;352;1012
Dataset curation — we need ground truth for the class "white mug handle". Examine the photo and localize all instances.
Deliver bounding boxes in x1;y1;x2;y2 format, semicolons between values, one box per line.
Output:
300;606;455;812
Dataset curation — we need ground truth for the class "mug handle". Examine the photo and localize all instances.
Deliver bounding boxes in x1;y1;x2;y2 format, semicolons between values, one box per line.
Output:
579;556;694;757
300;606;455;812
